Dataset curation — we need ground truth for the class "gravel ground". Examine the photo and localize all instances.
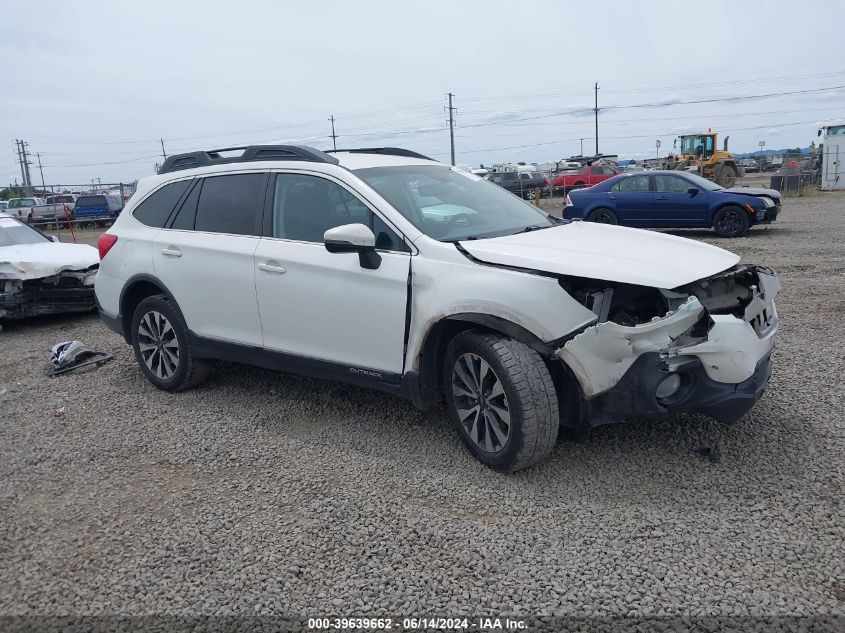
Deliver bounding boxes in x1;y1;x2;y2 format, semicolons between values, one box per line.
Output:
2;193;844;629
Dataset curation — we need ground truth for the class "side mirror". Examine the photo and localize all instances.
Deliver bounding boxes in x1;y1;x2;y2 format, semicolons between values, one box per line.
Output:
324;223;381;270
48;234;60;242
687;187;699;196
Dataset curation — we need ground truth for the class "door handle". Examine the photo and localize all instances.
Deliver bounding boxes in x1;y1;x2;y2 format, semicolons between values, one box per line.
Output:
258;262;287;274
608;195;619;199
656;195;668;200
161;247;182;257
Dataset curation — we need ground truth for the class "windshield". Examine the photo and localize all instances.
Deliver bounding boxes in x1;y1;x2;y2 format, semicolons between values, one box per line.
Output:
8;199;36;208
354;165;555;241
0;216;50;246
682;173;724;192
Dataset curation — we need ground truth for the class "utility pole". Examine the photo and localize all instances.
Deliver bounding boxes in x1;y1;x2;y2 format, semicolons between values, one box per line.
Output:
35;152;46;191
15;140;27;190
328;115;338;151
160;138;167;161
579;138;585;156
447;92;457;166
594;82;600;156
656;139;661;160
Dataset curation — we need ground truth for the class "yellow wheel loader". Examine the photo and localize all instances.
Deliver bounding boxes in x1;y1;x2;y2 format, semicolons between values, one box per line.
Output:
664;130;744;187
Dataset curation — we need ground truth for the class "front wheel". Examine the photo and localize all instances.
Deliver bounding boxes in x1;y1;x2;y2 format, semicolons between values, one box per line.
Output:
585;208;618;224
444;330;559;472
131;294;211;391
712;205;749;237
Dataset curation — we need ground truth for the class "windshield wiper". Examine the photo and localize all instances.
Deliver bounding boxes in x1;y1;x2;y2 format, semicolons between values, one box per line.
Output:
514;224;554;234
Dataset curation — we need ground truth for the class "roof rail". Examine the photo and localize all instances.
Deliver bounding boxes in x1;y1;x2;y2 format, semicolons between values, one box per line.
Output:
326;147;434;161
157;145;339;174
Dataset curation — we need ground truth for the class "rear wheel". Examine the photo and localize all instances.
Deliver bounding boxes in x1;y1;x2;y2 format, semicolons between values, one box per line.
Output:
131;295;211;391
444;330;559;472
712;205;749;237
716;164;737;188
586;208;618;224
526;188;537;200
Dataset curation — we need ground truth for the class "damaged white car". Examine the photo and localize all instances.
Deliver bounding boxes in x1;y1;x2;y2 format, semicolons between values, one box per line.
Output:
0;214;98;320
95;146;778;472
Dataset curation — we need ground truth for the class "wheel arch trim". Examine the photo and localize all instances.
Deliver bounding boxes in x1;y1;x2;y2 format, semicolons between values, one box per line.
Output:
117;273;181;342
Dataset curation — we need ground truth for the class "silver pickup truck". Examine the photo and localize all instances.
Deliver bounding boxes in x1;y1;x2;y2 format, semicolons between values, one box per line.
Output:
40;194;78;222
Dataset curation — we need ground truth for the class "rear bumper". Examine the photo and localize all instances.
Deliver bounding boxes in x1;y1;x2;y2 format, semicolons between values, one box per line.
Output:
95;295;127;340
584;352;773;425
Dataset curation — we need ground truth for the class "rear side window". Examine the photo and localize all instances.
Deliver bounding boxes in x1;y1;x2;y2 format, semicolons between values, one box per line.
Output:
611;176;650;192
194;174;264;236
132;180;191;228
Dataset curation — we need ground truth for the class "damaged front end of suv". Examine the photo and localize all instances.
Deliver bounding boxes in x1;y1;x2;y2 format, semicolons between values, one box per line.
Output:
557;264;779;426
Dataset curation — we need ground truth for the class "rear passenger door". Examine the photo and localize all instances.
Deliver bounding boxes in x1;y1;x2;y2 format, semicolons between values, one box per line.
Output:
607;175;654;224
154;172;268;346
254;172;411;375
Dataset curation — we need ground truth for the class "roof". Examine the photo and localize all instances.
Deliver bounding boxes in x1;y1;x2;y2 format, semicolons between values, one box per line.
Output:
331;151;441;170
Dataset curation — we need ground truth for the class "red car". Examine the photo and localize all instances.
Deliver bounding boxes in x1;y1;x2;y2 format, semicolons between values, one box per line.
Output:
552;165;618;191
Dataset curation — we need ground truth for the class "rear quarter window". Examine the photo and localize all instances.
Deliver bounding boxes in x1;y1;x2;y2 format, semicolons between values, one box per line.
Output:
132;180;192;228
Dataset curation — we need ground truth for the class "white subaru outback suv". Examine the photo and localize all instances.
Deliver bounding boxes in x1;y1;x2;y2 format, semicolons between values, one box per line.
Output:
95;146;779;471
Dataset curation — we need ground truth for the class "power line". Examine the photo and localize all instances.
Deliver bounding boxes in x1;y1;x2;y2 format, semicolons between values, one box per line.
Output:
433;117;828;156
456;84;845;130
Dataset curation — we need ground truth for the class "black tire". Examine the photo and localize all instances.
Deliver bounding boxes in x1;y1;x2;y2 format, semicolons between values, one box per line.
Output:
716;164;737;188
130;294;211;391
444;330;559;472
586;208;618;224
712;205;749;237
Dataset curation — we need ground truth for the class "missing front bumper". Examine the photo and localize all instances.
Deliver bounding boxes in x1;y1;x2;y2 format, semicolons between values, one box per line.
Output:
583;351;773;426
0;286;96;319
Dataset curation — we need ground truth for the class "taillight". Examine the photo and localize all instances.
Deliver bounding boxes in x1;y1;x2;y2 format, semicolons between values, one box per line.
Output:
98;233;118;260
544;178;549;186
565;195;572;206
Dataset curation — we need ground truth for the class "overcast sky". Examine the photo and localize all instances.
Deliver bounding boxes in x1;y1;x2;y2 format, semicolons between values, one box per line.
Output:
2;0;843;186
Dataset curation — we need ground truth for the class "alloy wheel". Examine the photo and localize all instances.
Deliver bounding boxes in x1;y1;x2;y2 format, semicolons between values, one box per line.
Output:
451;353;511;453
137;310;180;380
717;209;742;235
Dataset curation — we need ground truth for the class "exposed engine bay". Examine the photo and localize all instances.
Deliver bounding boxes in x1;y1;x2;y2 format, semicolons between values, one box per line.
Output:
563;264;775;329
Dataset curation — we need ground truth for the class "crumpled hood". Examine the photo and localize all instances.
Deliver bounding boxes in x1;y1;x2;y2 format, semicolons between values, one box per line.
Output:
460;222;740;288
0;242;99;281
721;186;781;199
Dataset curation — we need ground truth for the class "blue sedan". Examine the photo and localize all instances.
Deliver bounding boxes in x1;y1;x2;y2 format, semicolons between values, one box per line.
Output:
562;171;781;237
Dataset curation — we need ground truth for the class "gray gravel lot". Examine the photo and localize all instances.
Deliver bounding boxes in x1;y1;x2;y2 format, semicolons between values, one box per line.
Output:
1;193;844;626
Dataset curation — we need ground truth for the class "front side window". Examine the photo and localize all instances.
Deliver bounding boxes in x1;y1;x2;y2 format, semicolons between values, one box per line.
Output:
654;175;690;193
611;175;650;192
194;173;264;236
354;165;555;241
272;173;406;251
132;180;191;228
